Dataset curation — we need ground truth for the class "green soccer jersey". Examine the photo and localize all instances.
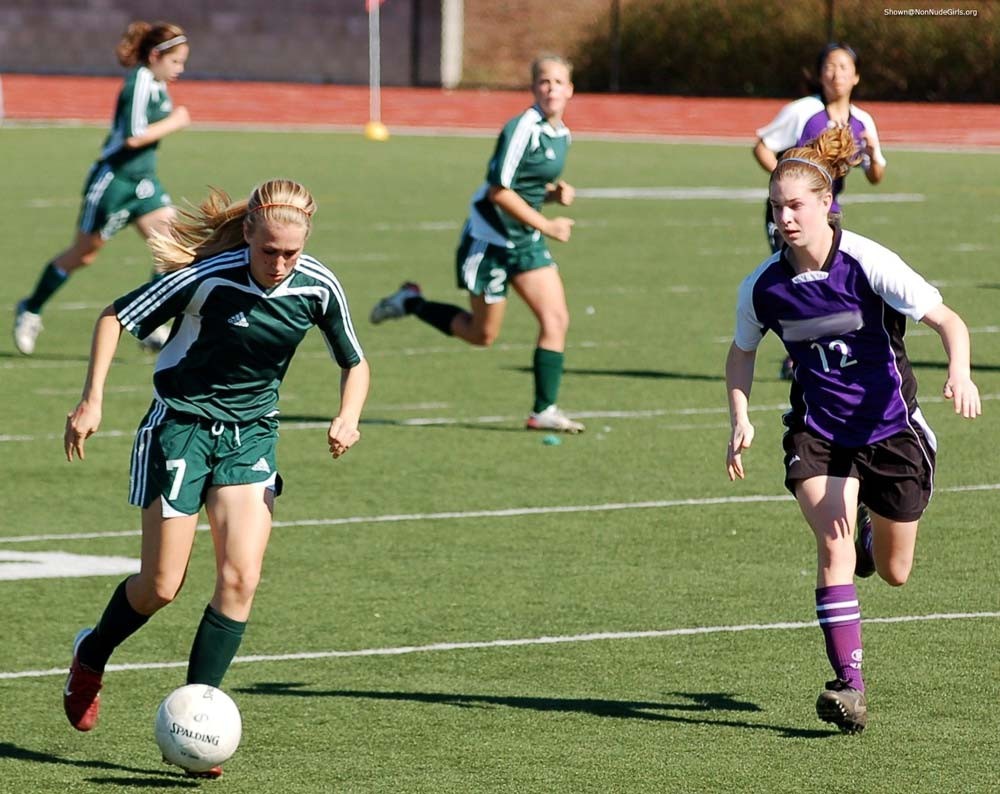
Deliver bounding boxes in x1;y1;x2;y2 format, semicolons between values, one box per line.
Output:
466;105;571;249
114;247;365;423
98;66;175;178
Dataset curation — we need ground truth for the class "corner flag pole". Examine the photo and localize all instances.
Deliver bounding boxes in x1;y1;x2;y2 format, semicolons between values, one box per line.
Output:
364;0;389;141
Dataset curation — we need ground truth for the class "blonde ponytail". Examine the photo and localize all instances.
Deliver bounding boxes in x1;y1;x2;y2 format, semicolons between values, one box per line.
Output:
772;126;862;195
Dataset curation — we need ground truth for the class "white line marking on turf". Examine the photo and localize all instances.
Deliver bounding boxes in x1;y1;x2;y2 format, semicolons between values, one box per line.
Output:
7;392;1000;445
715;325;1000;343
575;187;925;203
4;483;1000;545
2;611;997;681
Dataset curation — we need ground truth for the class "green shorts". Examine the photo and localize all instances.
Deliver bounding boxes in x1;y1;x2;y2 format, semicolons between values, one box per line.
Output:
78;163;172;240
454;230;555;303
129;402;282;517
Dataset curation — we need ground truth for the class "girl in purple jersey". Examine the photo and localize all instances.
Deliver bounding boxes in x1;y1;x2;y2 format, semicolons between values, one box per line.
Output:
753;43;886;379
726;127;980;734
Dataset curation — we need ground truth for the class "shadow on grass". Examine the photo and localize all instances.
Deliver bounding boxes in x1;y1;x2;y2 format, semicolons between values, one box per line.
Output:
279;414;529;434
506;365;723;382
235;682;832;739
910;359;1000;373
0;742;195;788
0;351;96;363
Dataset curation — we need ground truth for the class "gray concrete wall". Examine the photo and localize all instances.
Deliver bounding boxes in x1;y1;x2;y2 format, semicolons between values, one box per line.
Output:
0;0;443;85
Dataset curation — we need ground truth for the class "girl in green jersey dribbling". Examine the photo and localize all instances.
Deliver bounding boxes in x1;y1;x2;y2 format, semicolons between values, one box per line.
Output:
61;178;370;779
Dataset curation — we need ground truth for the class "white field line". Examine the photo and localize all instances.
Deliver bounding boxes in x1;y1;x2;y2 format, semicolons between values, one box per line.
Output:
2;611;997;682
3;482;1000;546
0;401;792;444
4;323;997;371
5;392;1000;445
713;325;1000;343
11;120;1000;154
575;187;924;203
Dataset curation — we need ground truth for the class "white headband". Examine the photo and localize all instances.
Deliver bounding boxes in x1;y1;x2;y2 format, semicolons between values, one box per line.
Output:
153;35;187;53
780;157;832;184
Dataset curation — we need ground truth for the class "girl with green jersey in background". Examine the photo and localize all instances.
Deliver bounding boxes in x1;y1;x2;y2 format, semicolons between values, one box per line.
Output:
14;20;191;355
370;55;584;433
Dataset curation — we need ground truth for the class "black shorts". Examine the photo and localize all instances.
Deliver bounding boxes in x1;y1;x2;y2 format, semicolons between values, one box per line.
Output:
782;419;936;522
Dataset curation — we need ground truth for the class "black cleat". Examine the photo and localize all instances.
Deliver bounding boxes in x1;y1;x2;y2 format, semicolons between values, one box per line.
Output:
816;679;867;734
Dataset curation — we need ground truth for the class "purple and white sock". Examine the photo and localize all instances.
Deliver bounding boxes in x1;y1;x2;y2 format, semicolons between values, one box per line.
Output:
816;584;864;691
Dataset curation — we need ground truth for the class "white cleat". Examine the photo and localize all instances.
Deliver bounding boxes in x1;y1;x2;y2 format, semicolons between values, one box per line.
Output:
526;405;585;434
13;301;43;355
370;282;421;324
139;323;171;352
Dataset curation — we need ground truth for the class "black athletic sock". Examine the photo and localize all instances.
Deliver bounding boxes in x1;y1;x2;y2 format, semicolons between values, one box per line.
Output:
411;298;463;336
78;578;150;673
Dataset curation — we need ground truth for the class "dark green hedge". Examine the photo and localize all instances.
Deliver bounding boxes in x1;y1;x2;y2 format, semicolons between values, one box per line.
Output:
572;0;999;101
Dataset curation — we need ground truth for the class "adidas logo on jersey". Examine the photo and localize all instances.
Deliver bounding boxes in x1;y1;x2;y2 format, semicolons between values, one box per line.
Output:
228;312;249;328
251;457;271;473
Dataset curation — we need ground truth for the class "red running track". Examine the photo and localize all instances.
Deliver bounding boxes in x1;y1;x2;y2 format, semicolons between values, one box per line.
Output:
3;74;999;148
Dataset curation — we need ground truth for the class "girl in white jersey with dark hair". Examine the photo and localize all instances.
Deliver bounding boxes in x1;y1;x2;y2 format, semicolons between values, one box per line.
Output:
61;178;370;779
727;127;980;734
13;21;191;356
753;43;886;379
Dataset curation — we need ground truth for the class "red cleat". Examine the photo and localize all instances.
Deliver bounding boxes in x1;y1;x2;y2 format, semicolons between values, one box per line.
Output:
185;766;224;779
64;628;103;732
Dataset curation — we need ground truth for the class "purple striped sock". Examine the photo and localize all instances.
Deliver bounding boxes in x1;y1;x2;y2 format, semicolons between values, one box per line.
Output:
816;584;864;691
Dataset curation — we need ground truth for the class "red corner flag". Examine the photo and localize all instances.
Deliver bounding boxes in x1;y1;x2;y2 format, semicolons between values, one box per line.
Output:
365;0;386;11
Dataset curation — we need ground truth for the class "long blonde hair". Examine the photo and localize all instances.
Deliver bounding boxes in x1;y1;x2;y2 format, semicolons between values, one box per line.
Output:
149;179;316;272
771;126;861;195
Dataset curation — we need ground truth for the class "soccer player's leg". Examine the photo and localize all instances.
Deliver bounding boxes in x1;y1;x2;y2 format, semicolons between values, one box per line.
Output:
854;504;876;578
795;473;868;733
133;201;178;350
512;259;583;433
859;428;933;587
186;421;279;689
15;231;105;355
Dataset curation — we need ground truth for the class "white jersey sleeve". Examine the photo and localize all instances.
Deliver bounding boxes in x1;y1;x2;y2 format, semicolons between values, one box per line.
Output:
849;104;887;170
733;257;778;351
755;96;825;153
841;230;942;321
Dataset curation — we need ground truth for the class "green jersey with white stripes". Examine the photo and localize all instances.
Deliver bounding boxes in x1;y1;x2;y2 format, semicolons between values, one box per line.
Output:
466;105;571;249
114;247;365;423
99;65;175;178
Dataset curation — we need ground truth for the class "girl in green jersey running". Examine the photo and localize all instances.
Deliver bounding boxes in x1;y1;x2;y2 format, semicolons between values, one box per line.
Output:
14;20;191;355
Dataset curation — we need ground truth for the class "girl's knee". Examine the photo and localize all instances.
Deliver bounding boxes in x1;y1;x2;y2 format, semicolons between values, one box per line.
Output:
217;564;262;604
541;311;569;337
879;565;911;587
467;327;498;347
130;575;184;613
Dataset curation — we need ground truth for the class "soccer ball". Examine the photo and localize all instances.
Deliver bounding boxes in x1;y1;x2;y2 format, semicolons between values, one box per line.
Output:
154;684;242;772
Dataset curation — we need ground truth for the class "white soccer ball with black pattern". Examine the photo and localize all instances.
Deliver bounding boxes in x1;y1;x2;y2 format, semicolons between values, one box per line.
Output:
154;684;242;772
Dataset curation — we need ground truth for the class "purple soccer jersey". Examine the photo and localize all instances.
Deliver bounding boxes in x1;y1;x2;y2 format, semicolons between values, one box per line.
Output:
756;96;886;212
734;228;942;447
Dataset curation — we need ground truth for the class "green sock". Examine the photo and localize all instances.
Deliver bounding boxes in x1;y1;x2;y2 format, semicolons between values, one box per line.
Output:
532;347;564;413
78;578;150;673
23;262;68;314
186;605;247;687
